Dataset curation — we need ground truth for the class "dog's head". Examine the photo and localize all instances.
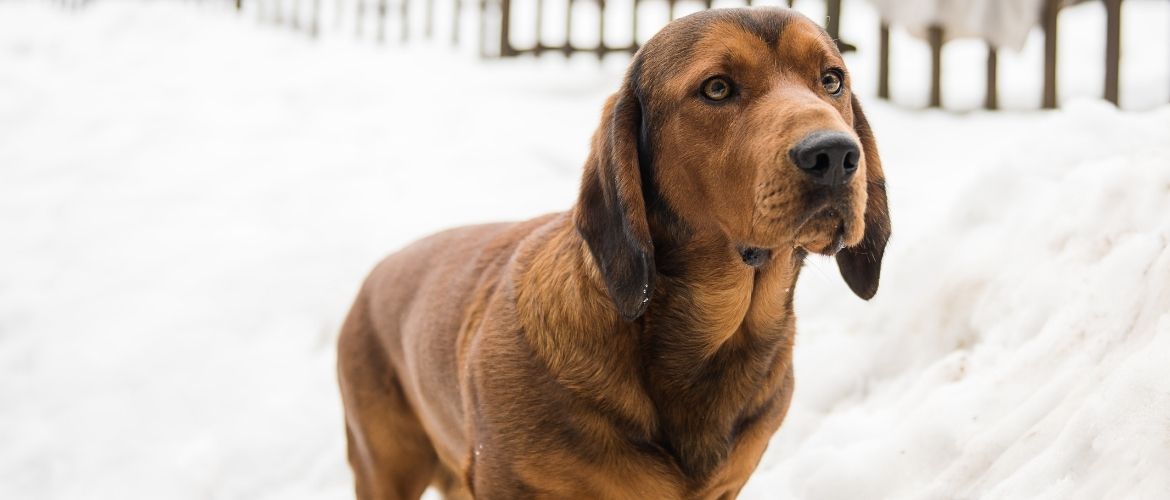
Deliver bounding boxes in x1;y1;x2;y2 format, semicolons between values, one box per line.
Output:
575;7;891;320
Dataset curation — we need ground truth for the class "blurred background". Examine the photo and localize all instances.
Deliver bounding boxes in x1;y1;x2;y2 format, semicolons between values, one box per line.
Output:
1;0;1169;498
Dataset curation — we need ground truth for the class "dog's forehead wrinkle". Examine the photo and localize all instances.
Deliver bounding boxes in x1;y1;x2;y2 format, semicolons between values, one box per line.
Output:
735;8;792;47
638;11;797;91
779;21;842;72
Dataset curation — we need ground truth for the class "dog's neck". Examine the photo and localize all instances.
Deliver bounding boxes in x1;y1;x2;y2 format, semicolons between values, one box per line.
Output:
637;213;802;481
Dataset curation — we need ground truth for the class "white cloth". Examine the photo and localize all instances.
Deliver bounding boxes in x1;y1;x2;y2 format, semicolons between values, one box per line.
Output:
866;0;1048;51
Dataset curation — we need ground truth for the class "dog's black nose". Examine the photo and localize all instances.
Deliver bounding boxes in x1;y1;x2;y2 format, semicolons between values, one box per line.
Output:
789;131;860;187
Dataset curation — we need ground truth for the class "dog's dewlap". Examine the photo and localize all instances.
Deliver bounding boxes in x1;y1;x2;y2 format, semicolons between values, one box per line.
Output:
739;247;772;267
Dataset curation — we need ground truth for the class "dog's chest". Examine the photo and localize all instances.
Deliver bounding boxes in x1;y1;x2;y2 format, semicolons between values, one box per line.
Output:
616;402;783;499
636;310;795;489
631;355;783;487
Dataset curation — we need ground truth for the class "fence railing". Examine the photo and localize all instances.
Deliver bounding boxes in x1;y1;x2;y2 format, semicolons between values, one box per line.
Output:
488;0;850;57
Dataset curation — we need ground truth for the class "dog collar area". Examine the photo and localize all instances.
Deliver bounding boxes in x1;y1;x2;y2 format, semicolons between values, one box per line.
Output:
738;246;772;268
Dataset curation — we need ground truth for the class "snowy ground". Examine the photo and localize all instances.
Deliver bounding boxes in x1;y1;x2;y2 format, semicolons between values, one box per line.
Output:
2;1;1169;499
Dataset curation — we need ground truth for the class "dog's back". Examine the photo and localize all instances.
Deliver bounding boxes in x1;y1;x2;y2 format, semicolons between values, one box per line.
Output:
337;214;560;499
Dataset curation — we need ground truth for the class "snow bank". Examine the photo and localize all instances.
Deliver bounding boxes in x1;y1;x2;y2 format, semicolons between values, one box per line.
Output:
743;101;1170;499
1;1;1169;499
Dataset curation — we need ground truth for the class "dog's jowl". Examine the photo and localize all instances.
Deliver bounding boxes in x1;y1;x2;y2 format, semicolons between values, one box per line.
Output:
338;7;891;499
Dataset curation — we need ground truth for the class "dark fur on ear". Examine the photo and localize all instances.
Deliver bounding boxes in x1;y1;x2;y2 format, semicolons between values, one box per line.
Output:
837;95;892;300
574;69;655;321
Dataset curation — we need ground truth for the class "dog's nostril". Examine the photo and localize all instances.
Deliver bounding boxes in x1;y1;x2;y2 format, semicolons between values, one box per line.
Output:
813;153;830;172
843;152;858;172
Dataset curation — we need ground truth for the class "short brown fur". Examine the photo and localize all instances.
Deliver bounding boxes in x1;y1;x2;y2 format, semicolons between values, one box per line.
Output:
339;7;891;499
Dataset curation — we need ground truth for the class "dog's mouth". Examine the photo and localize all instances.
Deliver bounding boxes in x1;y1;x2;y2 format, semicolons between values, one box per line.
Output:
794;206;848;256
749;188;862;257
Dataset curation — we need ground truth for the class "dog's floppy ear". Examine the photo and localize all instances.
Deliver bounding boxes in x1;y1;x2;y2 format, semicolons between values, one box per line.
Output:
837;95;892;300
574;74;655;321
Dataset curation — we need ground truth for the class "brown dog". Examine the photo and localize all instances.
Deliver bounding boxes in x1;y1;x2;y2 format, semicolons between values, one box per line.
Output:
338;7;890;499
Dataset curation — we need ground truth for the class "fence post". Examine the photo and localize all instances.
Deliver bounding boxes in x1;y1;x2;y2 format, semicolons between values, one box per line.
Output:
400;0;410;42
452;0;461;45
356;0;365;38
985;44;998;109
1042;0;1059;109
500;0;515;56
535;0;545;54
1104;0;1122;105
562;0;573;56
878;21;889;99
376;0;387;42
826;0;841;47
309;0;320;37
426;0;434;38
596;0;606;60
479;0;488;56
928;24;943;108
630;0;638;50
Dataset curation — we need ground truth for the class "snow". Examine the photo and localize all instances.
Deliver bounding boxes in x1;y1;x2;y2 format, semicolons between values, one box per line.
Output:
1;0;1168;499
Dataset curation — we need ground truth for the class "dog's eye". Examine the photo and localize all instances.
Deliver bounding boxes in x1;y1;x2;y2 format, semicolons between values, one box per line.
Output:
821;71;844;95
701;77;732;101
